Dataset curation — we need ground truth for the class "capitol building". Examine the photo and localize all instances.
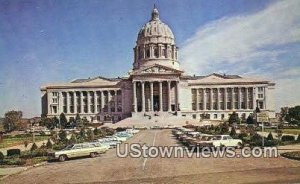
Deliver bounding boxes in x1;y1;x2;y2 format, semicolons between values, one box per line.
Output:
41;7;275;123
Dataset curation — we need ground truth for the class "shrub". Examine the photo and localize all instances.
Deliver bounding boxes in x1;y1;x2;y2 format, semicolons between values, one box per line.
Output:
115;127;127;132
229;127;237;138
297;134;300;143
31;143;38;151
1;157;26;166
281;135;295;142
46;139;53;149
7;149;21;156
266;132;273;141
52;143;66;150
0;151;4;160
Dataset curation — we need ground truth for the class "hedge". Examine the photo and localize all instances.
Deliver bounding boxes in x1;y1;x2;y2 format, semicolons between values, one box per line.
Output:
7;149;21;156
281;135;295;142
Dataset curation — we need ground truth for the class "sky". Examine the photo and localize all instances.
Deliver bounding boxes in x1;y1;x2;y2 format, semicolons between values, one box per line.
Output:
0;0;299;118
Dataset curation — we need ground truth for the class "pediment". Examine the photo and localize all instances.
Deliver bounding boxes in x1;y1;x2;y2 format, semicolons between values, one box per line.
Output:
203;74;226;80
140;65;182;74
87;77;113;83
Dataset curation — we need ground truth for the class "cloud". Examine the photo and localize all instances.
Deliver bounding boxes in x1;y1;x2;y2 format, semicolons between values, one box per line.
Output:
180;0;300;111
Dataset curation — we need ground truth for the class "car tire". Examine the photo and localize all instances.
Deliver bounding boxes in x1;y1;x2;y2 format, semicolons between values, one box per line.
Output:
59;155;67;162
90;152;97;158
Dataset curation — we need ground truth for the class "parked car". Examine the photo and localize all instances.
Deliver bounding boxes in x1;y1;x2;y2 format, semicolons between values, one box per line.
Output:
48;143;109;162
126;129;140;134
97;138;121;148
189;135;243;149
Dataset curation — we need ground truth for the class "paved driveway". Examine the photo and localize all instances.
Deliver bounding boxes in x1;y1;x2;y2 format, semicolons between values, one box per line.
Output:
2;129;300;184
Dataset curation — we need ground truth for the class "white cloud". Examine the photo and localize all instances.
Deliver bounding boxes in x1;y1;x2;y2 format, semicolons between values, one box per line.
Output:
181;0;300;74
180;0;300;111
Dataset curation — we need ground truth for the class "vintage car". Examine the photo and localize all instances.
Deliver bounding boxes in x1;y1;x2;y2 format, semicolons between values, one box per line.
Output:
97;138;121;148
189;135;243;149
48;143;109;162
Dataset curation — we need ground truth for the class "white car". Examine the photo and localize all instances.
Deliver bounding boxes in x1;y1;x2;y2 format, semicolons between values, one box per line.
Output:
48;142;109;162
210;135;243;148
126;129;140;134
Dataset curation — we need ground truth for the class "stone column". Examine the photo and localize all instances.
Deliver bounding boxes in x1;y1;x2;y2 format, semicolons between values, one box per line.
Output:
94;91;98;113
150;82;154;111
224;88;227;110
245;87;248;109
196;88;199;111
141;82;145;112
133;81;137;112
80;91;84;113
210;88;213;110
168;81;172;112
176;81;179;111
159;81;163;112
101;91;105;112
114;90;118;112
238;87;241;110
87;91;91;113
203;88;206;110
217;88;220;110
108;91;111;113
231;88;234;110
58;92;63;114
74;91;77;114
252;87;256;109
66;92;70;114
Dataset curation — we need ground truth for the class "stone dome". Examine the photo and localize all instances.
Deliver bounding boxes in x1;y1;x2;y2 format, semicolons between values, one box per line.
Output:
137;7;175;44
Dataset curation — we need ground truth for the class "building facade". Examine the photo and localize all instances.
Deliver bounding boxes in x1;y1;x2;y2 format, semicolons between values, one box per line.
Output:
41;7;275;122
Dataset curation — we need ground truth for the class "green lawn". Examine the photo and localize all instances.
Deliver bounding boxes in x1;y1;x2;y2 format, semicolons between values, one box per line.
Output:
264;128;300;135
0;136;50;149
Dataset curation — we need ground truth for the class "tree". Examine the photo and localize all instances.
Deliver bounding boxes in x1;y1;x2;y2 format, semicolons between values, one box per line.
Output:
69;134;77;144
255;107;261;113
94;127;100;136
24;140;29;150
58;130;68;143
3;110;22;132
246;115;255;124
86;129;95;141
31;143;38;151
228;112;240;124
40;117;54;129
230;127;237;138
46;139;53;149
52;116;59;128
59;113;68;129
68;117;75;128
287;106;300;126
75;113;83;127
267;132;273;141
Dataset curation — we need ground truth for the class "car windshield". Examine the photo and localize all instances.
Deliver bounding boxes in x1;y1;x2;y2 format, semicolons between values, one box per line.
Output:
63;144;74;150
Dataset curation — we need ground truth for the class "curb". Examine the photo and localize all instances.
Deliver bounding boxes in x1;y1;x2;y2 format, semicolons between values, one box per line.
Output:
0;161;48;181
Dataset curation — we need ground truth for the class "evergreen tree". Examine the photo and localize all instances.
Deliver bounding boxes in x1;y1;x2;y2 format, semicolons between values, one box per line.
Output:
31;142;38;151
58;130;68;143
267;132;273;141
228;112;240;124
87;129;95;141
230;127;237;138
52;116;59;128
246;115;255;124
46;138;53;149
59;113;68;129
69;134;77;144
75;113;82;127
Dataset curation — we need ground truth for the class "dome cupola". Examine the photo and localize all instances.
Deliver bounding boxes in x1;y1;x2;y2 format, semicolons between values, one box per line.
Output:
133;6;180;70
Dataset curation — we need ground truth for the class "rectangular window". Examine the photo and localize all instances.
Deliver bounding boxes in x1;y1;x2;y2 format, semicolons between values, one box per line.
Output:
214;114;218;119
52;92;58;96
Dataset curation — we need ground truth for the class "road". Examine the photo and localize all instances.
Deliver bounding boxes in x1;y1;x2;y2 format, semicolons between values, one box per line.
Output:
2;129;300;184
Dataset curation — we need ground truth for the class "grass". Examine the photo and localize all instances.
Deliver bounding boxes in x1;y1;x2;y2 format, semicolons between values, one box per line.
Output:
0;135;50;149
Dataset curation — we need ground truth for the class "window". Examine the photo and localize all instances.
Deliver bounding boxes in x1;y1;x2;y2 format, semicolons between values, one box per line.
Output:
214;114;218;119
258;94;264;98
52;98;58;103
258;87;264;92
154;48;159;58
146;49;150;58
52;92;58;96
221;114;225;119
193;114;196;119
